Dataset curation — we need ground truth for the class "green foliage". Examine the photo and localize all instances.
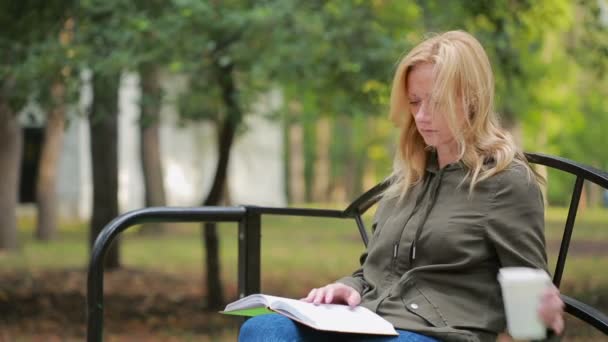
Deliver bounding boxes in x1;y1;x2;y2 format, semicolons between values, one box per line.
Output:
159;0;299;123
76;0;139;75
9;0;608;204
0;1;78;111
277;1;418;115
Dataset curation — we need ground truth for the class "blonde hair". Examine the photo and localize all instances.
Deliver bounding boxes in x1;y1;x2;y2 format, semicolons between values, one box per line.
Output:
385;30;535;199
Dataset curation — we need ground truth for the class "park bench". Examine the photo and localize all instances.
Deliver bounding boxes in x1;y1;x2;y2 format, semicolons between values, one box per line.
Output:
86;153;608;341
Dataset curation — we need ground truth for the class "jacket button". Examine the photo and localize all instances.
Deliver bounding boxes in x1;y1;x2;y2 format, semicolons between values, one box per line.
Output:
410;303;419;309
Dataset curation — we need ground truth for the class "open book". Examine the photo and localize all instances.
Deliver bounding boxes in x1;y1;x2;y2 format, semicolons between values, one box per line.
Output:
221;294;398;336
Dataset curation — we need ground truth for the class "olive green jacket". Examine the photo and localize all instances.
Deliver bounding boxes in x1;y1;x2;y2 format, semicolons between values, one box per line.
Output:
338;156;555;342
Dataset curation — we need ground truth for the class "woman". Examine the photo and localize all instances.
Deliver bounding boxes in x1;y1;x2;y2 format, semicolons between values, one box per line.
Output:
239;31;565;342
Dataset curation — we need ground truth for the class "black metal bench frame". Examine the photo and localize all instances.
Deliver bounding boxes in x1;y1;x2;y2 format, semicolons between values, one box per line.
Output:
86;152;608;341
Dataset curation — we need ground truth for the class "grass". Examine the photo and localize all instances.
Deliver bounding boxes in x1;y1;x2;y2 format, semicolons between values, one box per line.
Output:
2;206;608;340
5;206;608;288
6;206;607;278
545;206;608;239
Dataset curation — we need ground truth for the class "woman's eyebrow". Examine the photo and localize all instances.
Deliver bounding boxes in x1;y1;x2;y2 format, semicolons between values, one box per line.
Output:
408;93;430;100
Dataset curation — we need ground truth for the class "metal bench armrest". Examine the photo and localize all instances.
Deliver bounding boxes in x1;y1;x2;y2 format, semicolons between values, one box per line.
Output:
562;294;608;334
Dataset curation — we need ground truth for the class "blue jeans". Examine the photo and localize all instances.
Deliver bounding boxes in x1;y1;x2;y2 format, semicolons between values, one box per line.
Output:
238;314;441;342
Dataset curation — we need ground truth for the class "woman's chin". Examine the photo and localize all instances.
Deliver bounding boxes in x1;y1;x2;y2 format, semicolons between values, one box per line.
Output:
422;137;437;147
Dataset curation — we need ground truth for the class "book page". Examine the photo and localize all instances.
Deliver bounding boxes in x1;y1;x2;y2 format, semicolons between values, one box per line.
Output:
270;298;397;336
222;294;283;316
224;294;267;311
223;295;396;335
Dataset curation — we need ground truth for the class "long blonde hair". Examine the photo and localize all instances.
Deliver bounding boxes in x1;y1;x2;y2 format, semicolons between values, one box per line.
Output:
385;30;534;199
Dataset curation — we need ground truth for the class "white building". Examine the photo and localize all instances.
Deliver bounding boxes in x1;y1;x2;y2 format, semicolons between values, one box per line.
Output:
22;72;286;221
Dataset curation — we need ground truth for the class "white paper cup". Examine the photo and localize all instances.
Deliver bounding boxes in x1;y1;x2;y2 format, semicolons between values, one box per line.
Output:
498;267;551;340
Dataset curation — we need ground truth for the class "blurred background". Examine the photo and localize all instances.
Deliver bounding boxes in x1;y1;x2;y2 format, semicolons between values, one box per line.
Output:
1;0;607;341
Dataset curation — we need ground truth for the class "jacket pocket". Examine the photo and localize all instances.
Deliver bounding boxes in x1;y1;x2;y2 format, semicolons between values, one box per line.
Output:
401;285;447;328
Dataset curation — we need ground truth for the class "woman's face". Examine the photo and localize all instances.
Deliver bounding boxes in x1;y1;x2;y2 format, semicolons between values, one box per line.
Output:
407;63;462;148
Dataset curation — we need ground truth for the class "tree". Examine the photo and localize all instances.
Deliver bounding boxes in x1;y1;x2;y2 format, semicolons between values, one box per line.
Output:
0;99;21;251
277;1;419;200
76;0;137;268
285;98;306;204
556;0;608;206
35;79;66;241
138;63;168;233
169;1;268;309
0;1;76;249
35;18;77;240
127;0;181;234
169;0;315;308
0;3;28;251
89;72;121;268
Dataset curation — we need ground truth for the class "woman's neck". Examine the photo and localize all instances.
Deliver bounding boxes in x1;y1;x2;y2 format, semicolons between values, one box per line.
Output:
435;140;460;168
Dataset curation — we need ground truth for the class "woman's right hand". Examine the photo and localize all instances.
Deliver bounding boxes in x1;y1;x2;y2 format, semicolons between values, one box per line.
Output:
301;283;361;307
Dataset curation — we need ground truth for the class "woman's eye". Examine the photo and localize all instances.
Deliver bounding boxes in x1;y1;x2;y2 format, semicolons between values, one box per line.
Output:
409;101;420;106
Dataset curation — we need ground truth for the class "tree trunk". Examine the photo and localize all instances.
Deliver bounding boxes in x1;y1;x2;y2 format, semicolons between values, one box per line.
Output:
343;116;358;201
534;112;548;207
362;159;377;193
35;81;66;241
312;117;331;203
201;62;241;310
352;155;365;199
351;114;367;198
89;72;121;269
587;161;602;208
588;182;601;208
138;64;167;234
362;116;380;192
0;99;21;251
330;116;350;203
288;119;305;204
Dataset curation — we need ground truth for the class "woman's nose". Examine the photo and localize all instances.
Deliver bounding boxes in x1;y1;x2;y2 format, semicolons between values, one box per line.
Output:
414;103;430;122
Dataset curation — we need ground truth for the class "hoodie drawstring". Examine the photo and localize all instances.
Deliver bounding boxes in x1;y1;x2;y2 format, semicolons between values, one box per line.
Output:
409;168;445;263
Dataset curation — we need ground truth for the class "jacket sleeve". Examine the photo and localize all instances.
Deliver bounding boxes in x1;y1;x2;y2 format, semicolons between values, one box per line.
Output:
486;166;548;271
488;168;562;341
335;196;389;294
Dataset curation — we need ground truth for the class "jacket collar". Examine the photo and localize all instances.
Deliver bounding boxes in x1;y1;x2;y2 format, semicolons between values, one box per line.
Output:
425;149;464;174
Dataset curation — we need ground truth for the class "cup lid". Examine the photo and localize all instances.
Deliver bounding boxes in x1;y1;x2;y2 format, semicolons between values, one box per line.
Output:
498;267;550;282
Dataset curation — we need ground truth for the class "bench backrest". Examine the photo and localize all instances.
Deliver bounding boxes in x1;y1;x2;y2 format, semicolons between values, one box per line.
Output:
86;152;608;341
